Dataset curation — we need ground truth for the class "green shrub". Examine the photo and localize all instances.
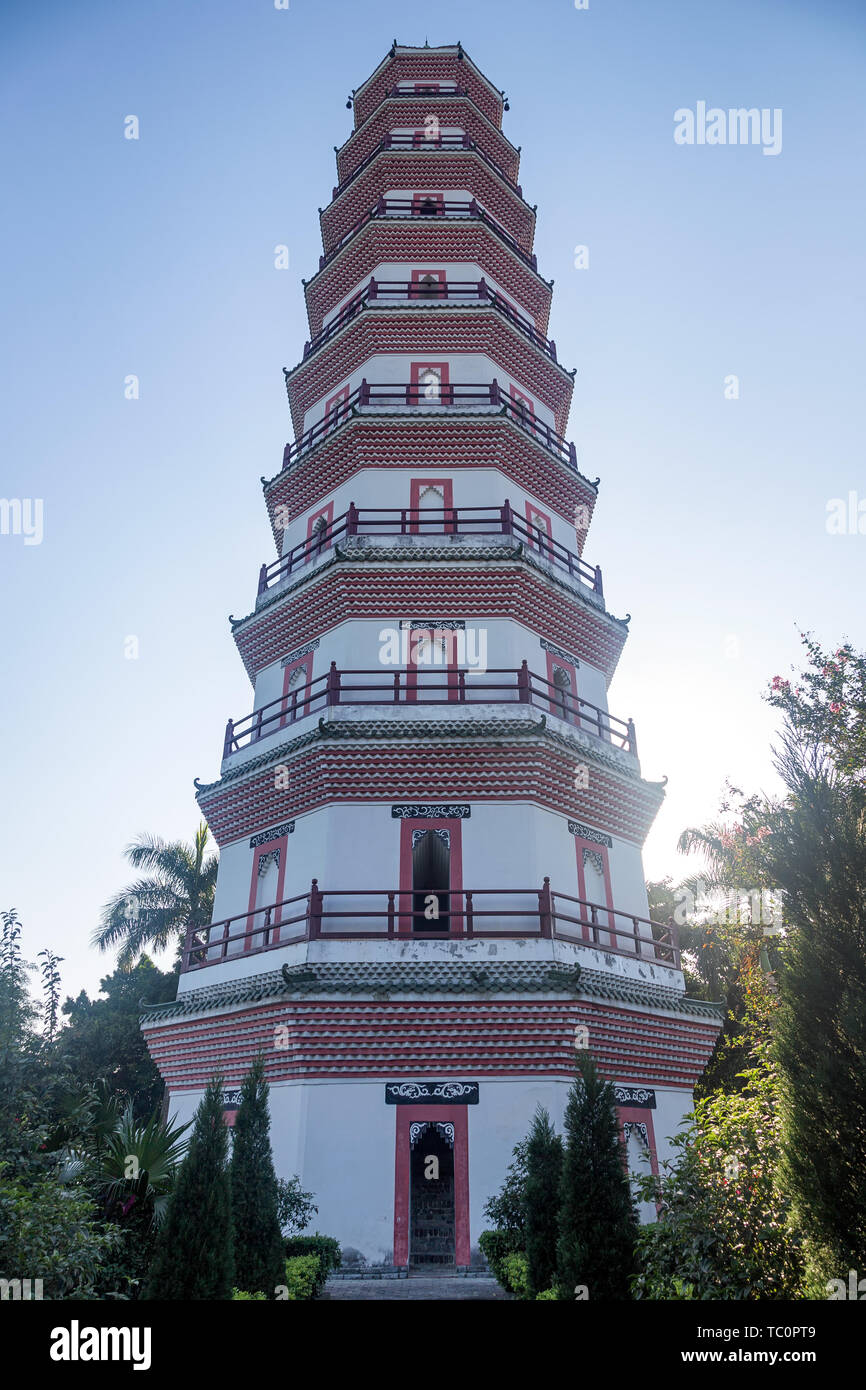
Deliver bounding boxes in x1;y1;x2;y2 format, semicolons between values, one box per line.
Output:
283;1233;340;1295
278;1254;320;1300
501;1251;530;1298
536;1287;557;1300
232;1288;266;1300
478;1228;523;1288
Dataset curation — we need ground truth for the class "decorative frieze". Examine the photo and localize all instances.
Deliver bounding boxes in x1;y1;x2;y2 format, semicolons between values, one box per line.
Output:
281;639;320;667
392;804;471;819
385;1081;479;1104
613;1086;656;1108
568;821;613;848
249;821;295;848
541;637;580;667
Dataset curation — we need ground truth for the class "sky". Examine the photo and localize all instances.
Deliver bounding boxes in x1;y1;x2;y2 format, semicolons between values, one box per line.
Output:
1;0;864;1002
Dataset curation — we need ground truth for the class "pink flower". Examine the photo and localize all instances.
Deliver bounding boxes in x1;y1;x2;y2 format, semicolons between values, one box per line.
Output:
829;702;842;713
770;676;789;691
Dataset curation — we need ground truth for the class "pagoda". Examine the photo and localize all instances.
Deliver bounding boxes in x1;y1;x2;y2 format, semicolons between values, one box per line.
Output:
142;42;722;1274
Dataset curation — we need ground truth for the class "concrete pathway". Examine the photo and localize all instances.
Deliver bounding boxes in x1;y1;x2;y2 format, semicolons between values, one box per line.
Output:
322;1276;511;1300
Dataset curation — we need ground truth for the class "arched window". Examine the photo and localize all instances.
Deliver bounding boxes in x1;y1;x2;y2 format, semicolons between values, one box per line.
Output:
412;828;450;931
551;665;574;722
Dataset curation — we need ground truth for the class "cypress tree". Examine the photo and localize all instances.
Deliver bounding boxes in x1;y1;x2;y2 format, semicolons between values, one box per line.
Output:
556;1052;637;1300
524;1105;563;1297
230;1053;285;1296
145;1075;234;1299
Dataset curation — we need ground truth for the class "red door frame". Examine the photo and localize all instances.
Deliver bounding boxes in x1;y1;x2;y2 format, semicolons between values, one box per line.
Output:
280;652;314;727
544;650;579;724
405;625;460;703
306;500;335;556
323;384;350;427
409;476;455;534
410;359;451;404
393;1104;470;1267
574;836;616;947
245;833;290;949
409;268;447;298
411;191;445;217
398;816;464;933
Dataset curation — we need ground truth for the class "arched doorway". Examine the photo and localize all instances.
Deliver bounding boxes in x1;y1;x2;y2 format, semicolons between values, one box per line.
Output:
412;827;450;931
409;1122;456;1268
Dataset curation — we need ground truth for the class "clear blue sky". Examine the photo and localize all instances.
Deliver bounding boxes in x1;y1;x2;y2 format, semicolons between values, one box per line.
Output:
2;0;864;1001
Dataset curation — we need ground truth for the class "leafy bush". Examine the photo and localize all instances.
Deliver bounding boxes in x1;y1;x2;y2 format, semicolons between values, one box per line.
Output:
232;1288;266;1300
276;1175;317;1236
478;1228;523;1288
501;1251;530;1298
536;1287;557;1300
278;1254;320;1300
0;1166;123;1299
283;1234;341;1295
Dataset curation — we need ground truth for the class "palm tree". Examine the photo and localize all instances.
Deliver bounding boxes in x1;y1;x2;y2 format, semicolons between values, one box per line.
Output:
93;823;218;970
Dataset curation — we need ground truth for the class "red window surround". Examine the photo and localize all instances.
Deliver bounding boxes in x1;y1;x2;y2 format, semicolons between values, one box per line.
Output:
409;268;447;298
411;191;445;216
410;360;451;404
306;500;335;554
397;816;464;933
393;1104;470;1268
280;652;314;727
323;384;350;426
574;837;616;946
244;832;290;949
524;500;553;554
409;476;455;533
405;625;460;704
510;384;537;429
545;650;579;724
617;1106;660;1188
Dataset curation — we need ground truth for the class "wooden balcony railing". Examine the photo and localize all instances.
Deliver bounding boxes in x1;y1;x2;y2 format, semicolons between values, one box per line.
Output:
222;660;636;758
180;880;679;973
317;197;538;274
280;382;578;472
331;132;523;200
301;278;557;362
257;501;599;595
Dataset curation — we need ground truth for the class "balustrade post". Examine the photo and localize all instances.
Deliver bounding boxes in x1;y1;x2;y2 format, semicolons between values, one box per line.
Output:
223;719;234;759
568;441;578;468
468;197;479;216
303;341;311;359
517;659;530;703
465;890;474;935
346;502;359;536
477;276;488;300
254;708;264;741
282;443;292;469
457;670;466;702
539;876;553;938
393;671;401;703
593;564;603;595
376;195;386;215
632;917;641;958
359;377;370;405
387;891;396;935
549;338;557;361
626;718;638;757
590;904;599;945
490;377;501;406
501;497;512;534
368;276;377;300
257;563;268;596
326;661;341;706
308;879;322;939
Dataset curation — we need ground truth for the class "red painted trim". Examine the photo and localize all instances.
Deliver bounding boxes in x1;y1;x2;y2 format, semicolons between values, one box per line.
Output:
410;359;451;404
323;384;350;425
393;1104;470;1267
411;191;445;216
398;817;464;933
409;476;455;533
617;1105;660;1180
281;653;314;726
245;834;289;948
405;623;460;702
545;650;579;724
524;499;553;553
574;837;616;945
409;268;447;298
305;499;335;554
